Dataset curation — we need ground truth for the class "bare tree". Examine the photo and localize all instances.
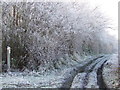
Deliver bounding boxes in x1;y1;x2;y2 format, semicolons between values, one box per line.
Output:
2;2;116;72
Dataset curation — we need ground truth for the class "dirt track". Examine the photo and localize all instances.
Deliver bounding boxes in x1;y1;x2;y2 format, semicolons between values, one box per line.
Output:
1;54;119;89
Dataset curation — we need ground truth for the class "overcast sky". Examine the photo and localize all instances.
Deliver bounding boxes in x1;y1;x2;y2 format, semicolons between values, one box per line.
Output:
89;0;118;26
88;0;118;39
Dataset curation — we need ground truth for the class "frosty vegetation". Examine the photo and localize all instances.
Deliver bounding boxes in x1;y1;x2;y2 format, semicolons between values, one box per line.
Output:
2;2;117;72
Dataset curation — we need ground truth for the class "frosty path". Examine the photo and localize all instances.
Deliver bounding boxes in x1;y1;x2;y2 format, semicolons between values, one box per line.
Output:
71;55;109;89
0;54;119;89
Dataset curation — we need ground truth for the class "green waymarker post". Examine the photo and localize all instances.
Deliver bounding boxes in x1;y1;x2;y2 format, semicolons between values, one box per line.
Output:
7;46;11;72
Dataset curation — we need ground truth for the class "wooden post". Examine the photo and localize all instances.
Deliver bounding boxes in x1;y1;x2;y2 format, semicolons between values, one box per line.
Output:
7;46;11;72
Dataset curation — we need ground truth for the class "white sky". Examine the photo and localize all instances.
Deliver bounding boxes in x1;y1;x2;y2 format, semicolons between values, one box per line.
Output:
87;0;118;39
88;0;118;23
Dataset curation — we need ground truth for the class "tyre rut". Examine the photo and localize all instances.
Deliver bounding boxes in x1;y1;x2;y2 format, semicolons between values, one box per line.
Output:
70;55;110;89
60;55;104;88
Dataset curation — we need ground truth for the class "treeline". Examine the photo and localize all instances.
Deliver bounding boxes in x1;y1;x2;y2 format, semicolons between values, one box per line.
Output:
2;2;117;72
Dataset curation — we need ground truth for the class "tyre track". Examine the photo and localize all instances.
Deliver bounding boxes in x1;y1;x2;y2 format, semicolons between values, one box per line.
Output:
60;55;104;88
70;55;110;89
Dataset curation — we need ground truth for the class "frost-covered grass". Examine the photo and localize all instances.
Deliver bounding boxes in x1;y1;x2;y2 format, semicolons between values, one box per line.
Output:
1;54;118;88
102;54;119;88
0;54;97;88
1;66;78;88
1;54;92;88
